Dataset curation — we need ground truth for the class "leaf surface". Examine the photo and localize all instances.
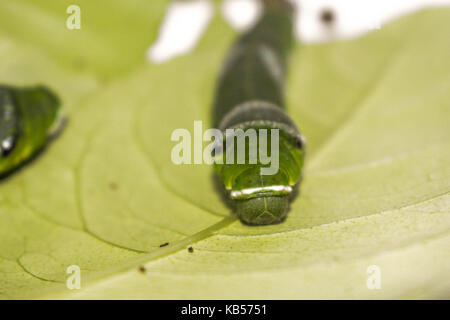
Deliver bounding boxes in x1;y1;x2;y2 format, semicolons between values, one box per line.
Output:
0;1;448;299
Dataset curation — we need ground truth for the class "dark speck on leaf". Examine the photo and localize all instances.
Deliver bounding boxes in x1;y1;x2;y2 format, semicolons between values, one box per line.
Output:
159;242;169;247
188;246;194;253
73;57;86;70
319;8;335;25
138;266;146;273
109;182;118;190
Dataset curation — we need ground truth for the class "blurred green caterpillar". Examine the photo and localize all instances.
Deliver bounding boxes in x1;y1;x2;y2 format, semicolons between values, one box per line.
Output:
0;85;63;177
212;0;305;225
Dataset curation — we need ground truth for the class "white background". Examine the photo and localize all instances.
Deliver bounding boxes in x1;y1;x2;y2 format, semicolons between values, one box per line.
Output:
148;0;450;63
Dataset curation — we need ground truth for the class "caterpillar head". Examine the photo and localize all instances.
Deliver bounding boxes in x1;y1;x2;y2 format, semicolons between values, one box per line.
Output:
235;196;290;225
0;135;17;158
0;85;61;176
0;115;20;175
214;126;304;225
0;112;21;175
231;166;292;225
0;87;19;162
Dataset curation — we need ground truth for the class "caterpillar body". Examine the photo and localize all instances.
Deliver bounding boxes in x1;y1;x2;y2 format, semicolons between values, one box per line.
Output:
0;85;63;177
212;0;305;225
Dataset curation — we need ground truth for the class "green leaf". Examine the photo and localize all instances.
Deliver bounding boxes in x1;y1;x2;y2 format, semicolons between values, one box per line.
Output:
0;1;449;299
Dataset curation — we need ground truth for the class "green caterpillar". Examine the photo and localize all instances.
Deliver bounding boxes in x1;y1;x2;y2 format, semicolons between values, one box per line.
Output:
212;0;305;225
0;85;63;177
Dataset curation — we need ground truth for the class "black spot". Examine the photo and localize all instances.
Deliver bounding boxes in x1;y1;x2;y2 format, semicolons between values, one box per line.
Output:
138;266;146;273
159;242;169;248
188;246;194;253
319;8;335;25
295;137;304;150
109;182;118;190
